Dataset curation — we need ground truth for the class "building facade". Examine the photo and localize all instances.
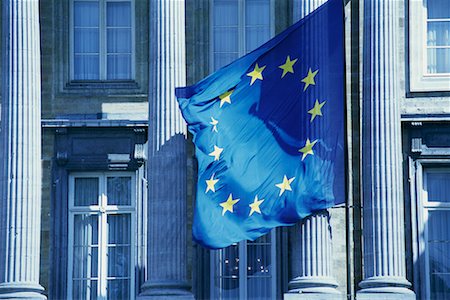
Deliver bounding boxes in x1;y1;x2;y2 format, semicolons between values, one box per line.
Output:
0;0;449;299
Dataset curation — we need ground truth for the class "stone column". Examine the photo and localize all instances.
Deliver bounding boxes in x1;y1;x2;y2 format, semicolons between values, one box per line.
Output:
0;0;46;299
357;0;414;299
293;0;326;21
286;1;341;298
138;0;193;299
285;212;340;299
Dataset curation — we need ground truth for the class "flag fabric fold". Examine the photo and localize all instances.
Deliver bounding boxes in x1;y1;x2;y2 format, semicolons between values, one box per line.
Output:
176;0;345;249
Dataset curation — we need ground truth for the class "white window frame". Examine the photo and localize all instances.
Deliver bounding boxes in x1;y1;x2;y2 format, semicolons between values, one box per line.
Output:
409;0;450;92
67;172;136;300
209;0;275;72
69;0;136;81
414;163;450;299
210;231;277;299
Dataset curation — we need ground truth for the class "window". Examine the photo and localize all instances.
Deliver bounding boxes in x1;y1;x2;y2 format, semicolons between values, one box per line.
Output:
419;168;450;299
71;0;134;80
209;1;275;298
211;232;277;299
409;0;450;91
211;0;273;70
67;173;136;300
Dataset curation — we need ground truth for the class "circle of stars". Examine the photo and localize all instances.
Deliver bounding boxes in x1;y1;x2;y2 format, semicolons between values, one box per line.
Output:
202;54;329;218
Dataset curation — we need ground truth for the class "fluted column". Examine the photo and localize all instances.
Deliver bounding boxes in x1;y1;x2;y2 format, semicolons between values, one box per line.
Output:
357;0;414;298
285;212;340;299
286;1;341;298
139;0;193;299
0;0;46;299
293;0;326;22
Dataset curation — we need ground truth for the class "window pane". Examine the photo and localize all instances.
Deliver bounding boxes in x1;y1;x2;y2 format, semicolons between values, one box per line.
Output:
74;178;99;206
427;48;450;74
428;211;450;242
428;0;450;19
214;0;238;26
247;234;272;299
212;277;240;299
107;54;132;79
428;22;450;46
107;177;132;205
108;246;130;277
74;1;99;27
430;273;450;300
214;27;239;53
212;244;240;298
107;214;131;244
74;54;100;80
247;277;271;300
426;172;450;202
246;0;270;26
220;244;240;278
107;279;130;300
107;28;132;53
107;2;131;27
246;26;270;53
247;244;271;276
73;246;99;278
428;210;450;299
74;214;99;246
73;279;98;300
214;53;239;70
247;235;272;277
74;28;99;53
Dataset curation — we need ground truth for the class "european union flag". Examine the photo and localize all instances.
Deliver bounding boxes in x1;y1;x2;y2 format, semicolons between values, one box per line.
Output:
176;0;345;249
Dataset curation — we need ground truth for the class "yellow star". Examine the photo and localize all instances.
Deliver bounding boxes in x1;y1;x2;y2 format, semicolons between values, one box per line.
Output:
279;56;298;78
220;194;240;216
247;63;266;85
299;138;318;160
275;175;295;196
301;68;319;91
308;100;326;122
210;117;219;132
219;90;233;107
208;145;223;161
249;195;264;216
205;173;219;193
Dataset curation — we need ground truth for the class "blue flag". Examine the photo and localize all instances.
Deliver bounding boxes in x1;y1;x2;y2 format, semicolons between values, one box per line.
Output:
176;0;345;249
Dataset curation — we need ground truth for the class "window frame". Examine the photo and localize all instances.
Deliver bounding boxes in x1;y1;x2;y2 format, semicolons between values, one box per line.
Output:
209;0;275;72
409;0;450;92
67;172;137;300
209;231;277;299
69;0;136;81
412;161;450;299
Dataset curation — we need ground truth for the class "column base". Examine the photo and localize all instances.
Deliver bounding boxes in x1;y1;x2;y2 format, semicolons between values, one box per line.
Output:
0;282;46;299
285;276;342;299
288;276;340;293
138;280;194;300
284;293;344;300
356;276;415;300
